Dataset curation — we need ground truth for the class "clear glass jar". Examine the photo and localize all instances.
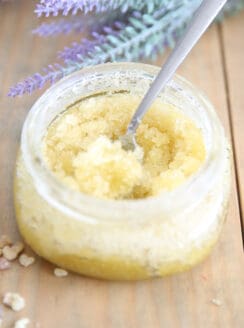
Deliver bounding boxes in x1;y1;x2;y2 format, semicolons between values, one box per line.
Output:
14;63;231;280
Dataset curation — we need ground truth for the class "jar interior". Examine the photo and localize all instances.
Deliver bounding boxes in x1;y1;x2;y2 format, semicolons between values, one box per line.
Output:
21;63;225;221
26;68;214;156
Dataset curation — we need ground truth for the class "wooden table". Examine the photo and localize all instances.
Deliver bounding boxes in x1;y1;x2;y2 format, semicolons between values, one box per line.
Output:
0;1;243;327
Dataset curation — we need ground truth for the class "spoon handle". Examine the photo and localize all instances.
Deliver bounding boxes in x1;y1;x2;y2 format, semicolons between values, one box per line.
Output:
127;0;227;134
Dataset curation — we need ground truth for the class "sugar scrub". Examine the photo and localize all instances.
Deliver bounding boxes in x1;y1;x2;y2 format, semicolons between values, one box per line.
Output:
43;93;205;200
14;63;231;280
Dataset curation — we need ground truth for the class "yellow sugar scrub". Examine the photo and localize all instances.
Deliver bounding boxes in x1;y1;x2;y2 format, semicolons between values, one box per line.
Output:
14;63;231;280
43;94;206;199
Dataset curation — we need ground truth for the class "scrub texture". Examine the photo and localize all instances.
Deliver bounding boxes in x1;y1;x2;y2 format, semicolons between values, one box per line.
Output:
43;93;206;199
14;67;231;280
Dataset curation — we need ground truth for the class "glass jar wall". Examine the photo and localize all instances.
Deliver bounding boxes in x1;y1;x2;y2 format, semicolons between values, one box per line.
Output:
14;63;231;280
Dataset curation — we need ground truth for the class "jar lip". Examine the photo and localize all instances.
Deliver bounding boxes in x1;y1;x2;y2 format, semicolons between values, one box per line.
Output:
21;62;226;221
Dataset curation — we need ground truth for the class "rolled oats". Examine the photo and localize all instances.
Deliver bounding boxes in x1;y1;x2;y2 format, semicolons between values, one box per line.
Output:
19;254;35;268
14;318;30;328
2;242;24;261
3;292;25;312
54;268;68;277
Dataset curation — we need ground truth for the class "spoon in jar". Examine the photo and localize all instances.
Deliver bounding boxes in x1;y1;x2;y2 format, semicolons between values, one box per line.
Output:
120;0;227;152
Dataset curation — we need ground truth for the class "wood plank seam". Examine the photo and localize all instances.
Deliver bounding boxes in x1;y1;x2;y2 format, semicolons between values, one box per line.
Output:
218;23;244;249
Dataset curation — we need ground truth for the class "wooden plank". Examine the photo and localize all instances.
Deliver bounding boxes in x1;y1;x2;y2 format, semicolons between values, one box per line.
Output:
0;1;244;327
220;10;244;234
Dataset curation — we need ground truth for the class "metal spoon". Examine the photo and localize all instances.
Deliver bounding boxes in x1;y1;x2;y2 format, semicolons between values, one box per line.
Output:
120;0;227;151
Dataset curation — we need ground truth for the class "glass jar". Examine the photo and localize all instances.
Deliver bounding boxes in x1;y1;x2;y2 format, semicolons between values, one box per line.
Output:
14;63;231;280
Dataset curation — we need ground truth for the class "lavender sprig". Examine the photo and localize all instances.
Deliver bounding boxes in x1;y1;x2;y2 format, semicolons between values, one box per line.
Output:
9;1;201;96
8;66;70;97
32;17;87;36
9;0;244;97
58;22;125;61
33;10;122;37
35;0;163;16
58;35;107;62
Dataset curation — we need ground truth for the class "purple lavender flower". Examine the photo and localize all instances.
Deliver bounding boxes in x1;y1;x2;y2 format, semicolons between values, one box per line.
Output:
8;66;65;97
34;0;159;16
58;21;125;62
9;1;200;96
35;0;116;16
32;17;87;37
9;0;244;97
33;11;122;37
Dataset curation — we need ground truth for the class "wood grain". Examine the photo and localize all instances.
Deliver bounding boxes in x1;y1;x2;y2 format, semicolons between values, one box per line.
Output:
0;1;243;327
220;11;244;233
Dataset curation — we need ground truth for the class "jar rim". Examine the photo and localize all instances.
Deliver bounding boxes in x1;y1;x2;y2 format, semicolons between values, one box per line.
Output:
21;62;226;222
